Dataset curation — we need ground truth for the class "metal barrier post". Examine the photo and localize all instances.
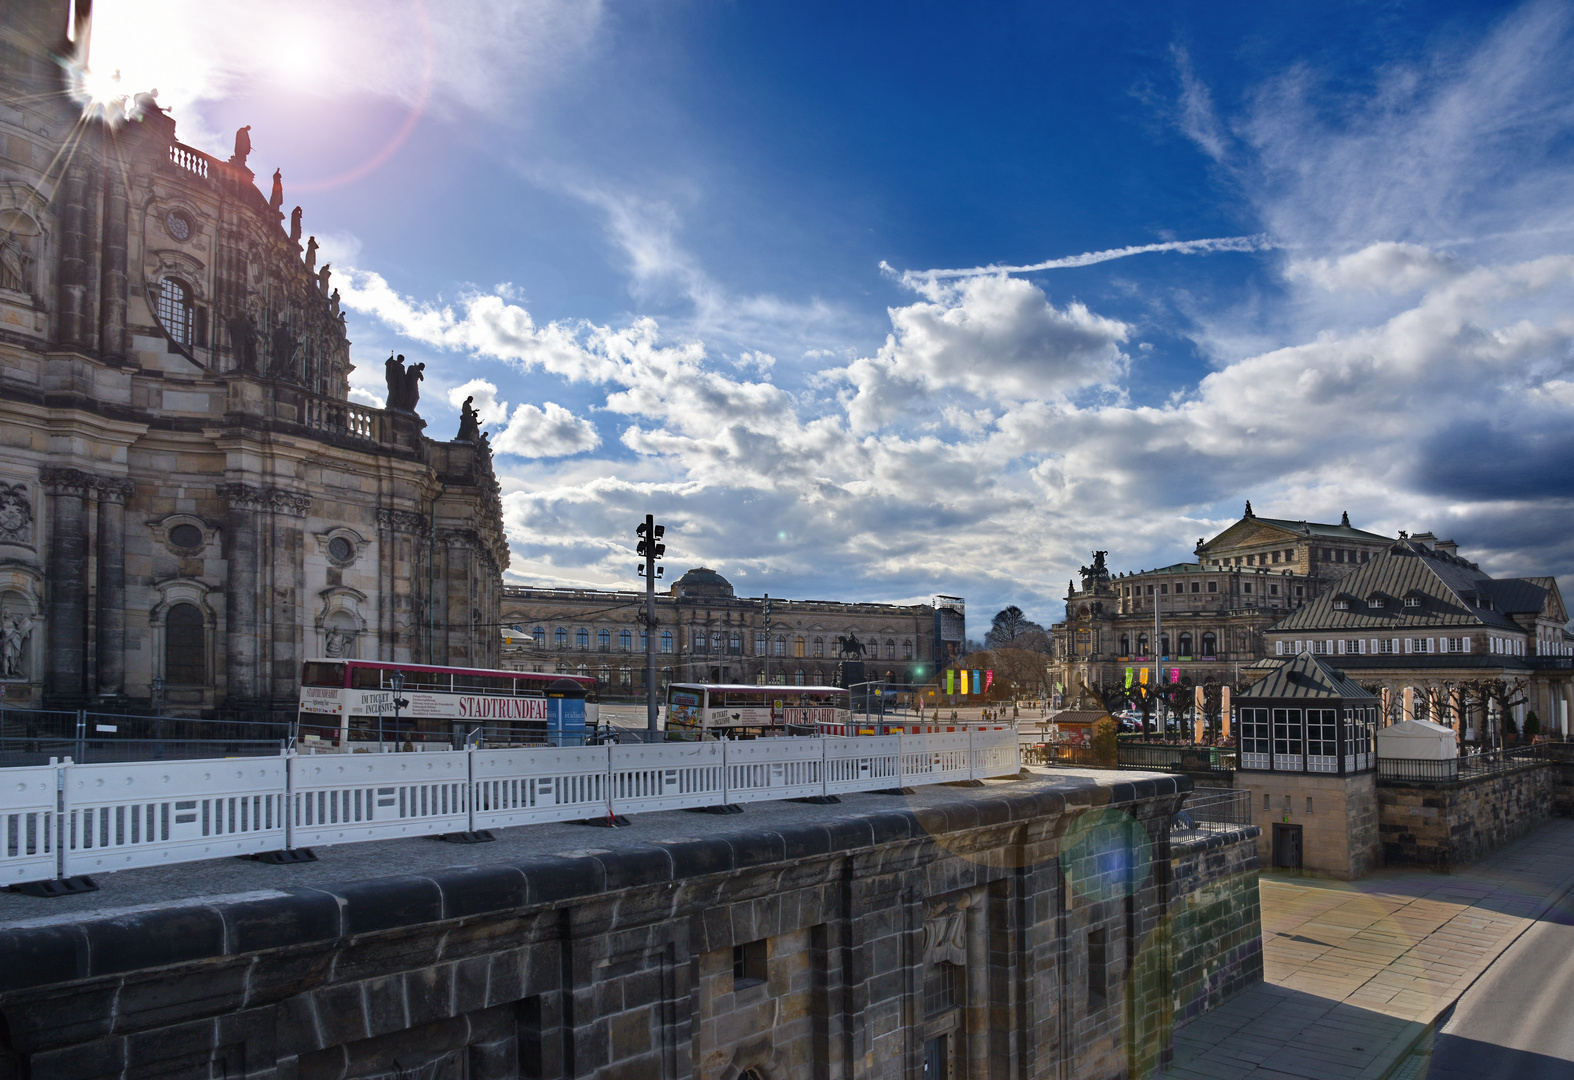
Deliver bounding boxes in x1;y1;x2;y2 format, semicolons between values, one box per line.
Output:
822;735;830;800
897;730;905;787
74;710;85;764
283;749;295;851
466;746;476;833
721;738;730;807
969;726;976;782
55;757;67;880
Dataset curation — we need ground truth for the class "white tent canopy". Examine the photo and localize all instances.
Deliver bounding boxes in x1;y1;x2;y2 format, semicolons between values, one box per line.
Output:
1376;717;1459;760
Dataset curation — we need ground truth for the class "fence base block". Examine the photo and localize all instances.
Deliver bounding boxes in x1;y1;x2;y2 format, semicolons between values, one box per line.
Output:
946;779;987;788
245;848;318;865
685;804;744;815
8;875;98;898
433;830;495;844
791;795;842;805
575;815;632;828
872;787;916;796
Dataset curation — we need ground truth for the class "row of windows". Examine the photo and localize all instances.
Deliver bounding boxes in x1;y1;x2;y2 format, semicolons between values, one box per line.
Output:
1118;632;1217;657
1239;706;1377;757
1278;637;1473;657
1124;579;1304;600
519;625;915;661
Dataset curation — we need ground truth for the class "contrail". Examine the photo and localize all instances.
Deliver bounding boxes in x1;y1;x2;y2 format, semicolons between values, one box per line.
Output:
896;234;1274;281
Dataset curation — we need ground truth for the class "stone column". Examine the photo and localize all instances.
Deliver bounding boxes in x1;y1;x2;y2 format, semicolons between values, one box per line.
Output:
42;467;93;701
55;163;91;349
267;489;310;706
219;483;265;705
93;477;134;697
98;162;129;362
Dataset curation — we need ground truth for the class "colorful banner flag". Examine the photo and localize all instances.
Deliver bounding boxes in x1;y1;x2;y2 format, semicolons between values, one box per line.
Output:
972;670;981;694
946;669;955;694
1139;667;1149;685
1124;667;1133;688
1169;667;1179;685
985;670;994;691
960;669;969;694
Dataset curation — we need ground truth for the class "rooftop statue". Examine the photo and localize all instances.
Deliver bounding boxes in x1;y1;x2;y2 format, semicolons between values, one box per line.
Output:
268;168;283;213
456;396;481;441
304;235;318;270
289;206;302;243
231;124;252;169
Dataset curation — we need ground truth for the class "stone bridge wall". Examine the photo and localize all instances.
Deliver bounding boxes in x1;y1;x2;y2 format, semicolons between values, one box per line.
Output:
0;776;1263;1080
1378;762;1552;870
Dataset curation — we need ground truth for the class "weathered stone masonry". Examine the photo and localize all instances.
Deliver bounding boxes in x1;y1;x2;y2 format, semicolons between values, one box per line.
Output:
0;774;1262;1080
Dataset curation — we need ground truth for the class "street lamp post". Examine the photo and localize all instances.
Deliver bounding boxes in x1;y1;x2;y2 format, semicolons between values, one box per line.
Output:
636;514;666;738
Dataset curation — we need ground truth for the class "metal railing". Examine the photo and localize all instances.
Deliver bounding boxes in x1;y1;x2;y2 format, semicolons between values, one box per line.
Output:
0;708;288;767
1174;788;1252;833
0;728;1020;884
1377;745;1547;784
1023;741;1237;774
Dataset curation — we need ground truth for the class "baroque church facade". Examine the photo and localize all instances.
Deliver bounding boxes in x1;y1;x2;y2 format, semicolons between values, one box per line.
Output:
0;1;506;719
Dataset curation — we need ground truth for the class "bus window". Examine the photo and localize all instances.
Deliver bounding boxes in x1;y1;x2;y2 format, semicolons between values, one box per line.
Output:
303;661;347;687
350;666;384;689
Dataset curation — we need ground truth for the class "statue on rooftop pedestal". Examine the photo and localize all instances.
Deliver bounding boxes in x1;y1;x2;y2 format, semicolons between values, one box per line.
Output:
231;125;252;169
385;353;405;408
289;206;302;243
456;396;481;441
317;263;331;295
304;235;318;270
268;168;283;213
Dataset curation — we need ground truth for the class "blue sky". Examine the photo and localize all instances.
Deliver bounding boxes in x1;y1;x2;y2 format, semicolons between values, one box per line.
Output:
91;0;1574;626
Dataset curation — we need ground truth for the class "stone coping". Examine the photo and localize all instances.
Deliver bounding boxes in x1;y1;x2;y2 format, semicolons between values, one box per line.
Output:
0;770;1190;993
1170;824;1262;857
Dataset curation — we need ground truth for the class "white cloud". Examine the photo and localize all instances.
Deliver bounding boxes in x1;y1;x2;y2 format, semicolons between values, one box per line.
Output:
1172;44;1229;162
491;402;601;458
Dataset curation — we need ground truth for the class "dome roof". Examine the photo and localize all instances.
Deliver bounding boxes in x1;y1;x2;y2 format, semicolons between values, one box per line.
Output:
672;566;735;599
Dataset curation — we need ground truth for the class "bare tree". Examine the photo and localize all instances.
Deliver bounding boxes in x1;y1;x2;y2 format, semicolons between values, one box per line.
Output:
985;605;1047;650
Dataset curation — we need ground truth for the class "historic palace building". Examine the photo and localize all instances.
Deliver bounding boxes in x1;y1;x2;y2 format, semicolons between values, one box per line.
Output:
1262;534;1574;738
1050;504;1393;705
0;3;506;718
499;567;965;693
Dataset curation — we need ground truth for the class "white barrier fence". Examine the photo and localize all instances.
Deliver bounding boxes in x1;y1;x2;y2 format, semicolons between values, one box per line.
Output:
0;730;1018;883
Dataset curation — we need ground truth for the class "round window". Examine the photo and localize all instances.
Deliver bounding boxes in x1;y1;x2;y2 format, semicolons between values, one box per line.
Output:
328;536;354;562
164;209;192;241
168;523;203;548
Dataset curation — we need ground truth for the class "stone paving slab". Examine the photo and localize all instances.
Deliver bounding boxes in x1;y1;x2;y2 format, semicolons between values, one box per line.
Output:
1163;818;1574;1080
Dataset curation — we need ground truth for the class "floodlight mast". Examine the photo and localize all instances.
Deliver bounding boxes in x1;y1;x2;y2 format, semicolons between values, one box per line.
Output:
636;514;667;736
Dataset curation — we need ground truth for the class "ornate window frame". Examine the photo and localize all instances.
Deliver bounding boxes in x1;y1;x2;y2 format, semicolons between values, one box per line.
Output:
150;513;215;557
149;578;217;691
314;527;368;569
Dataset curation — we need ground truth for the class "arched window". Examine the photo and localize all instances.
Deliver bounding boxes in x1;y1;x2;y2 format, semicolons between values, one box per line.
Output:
1202;632;1217;656
794;669;805;686
577;664;589;678
730;631;742;654
693;629;707;653
1178;633;1193;657
903;640;913;660
598;628;611;650
660;666;671;685
1161;635;1171;657
661;630;673;654
599;664;610;684
619;666;632;686
813;636;824;657
775;635;786;656
619;629;632;651
1120;634;1130;656
576;628;589;650
1137;633;1149;656
886;639;896;660
794;636;805;658
554;627;567;648
711;630;723;653
157;277;193;345
165;602;205;685
533;626;545;648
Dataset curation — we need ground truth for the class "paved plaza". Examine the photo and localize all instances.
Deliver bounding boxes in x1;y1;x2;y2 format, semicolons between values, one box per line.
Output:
1164;818;1574;1080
